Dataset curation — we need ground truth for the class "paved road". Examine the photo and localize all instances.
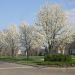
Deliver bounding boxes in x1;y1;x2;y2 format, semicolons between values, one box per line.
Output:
0;62;75;75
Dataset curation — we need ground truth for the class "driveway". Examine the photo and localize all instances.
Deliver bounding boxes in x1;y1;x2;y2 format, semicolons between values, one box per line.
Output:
0;62;74;75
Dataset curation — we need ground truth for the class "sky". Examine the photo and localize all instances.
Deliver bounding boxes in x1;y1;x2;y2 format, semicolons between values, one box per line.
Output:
0;0;75;29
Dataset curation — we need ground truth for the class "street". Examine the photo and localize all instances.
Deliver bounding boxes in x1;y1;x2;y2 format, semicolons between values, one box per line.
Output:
0;62;74;75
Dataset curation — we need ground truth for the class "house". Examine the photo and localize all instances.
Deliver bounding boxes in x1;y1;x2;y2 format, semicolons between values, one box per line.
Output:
66;42;75;55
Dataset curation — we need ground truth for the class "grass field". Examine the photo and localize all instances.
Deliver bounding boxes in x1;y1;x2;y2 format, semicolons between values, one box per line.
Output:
0;55;75;67
0;56;44;65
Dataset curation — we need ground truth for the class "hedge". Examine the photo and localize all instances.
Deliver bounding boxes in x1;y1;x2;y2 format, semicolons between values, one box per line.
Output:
44;54;72;62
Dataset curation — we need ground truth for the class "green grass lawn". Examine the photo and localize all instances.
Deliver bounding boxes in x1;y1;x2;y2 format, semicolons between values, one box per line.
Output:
0;56;44;65
0;55;75;67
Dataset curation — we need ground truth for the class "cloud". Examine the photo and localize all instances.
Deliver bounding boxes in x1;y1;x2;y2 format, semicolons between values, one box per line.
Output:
65;8;75;25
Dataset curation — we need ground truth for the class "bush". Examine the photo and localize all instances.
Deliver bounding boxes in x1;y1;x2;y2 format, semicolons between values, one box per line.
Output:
44;54;72;62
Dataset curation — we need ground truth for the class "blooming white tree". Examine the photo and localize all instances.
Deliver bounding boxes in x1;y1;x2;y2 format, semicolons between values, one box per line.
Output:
3;25;19;57
19;22;45;56
31;26;45;49
35;4;74;54
0;31;7;56
19;22;33;59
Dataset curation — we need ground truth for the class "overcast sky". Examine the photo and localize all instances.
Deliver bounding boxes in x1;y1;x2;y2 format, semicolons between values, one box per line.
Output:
0;0;75;29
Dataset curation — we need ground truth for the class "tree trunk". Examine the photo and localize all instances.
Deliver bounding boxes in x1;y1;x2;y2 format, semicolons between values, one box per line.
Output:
11;47;14;57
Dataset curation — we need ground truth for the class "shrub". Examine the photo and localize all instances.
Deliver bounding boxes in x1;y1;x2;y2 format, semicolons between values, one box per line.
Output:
44;54;72;62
